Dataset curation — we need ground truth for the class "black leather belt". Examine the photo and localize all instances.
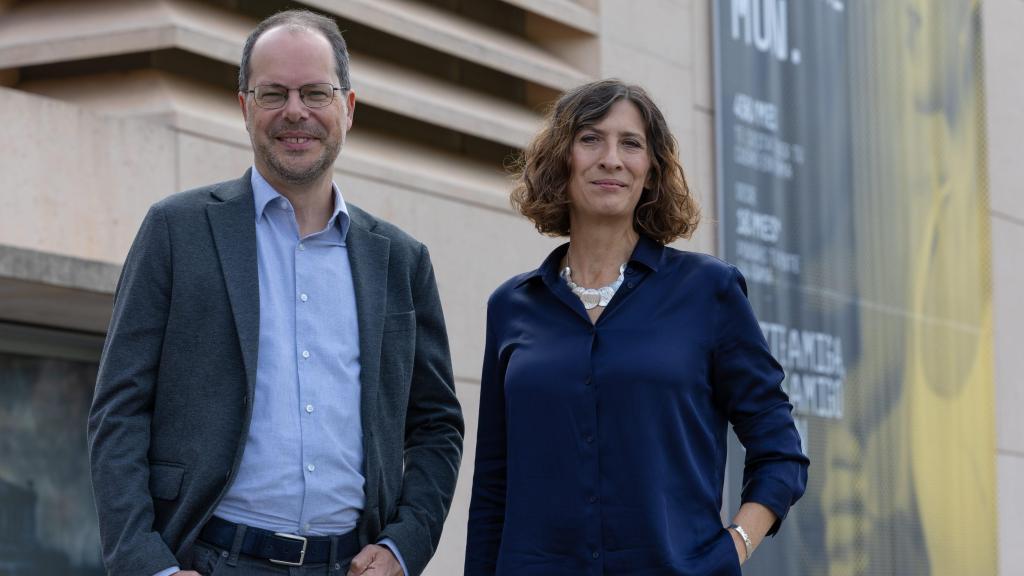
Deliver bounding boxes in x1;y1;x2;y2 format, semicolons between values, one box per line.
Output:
199;516;360;566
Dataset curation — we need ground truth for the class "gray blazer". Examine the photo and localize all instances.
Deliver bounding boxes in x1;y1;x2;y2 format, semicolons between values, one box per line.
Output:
87;170;464;576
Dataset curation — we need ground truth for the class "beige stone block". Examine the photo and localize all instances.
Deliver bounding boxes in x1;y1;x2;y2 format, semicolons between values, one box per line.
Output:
0;88;175;264
992;216;1024;455
341;130;511;214
691;0;714;111
176;132;253;192
304;0;589;91
598;41;695;139
998;453;1024;575
598;0;692;68
983;0;1024;221
688;109;718;256
516;0;600;34
424;378;479;575
2;0;546;150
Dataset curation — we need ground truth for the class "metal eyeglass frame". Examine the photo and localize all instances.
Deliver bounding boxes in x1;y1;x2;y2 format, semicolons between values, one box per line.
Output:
245;83;342;109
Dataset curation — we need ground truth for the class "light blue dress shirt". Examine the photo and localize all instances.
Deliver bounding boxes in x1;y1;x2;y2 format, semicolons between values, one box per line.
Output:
215;168;364;534
155;167;405;576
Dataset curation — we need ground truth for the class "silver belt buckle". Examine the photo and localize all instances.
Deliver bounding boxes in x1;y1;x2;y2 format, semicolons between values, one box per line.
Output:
269;532;307;566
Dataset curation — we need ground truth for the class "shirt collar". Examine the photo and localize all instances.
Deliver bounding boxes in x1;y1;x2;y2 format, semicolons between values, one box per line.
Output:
629;234;664;272
251;166;351;238
516;234;664;289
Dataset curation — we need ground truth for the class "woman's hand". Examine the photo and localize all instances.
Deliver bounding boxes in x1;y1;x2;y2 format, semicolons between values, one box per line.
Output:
729;529;747;566
728;502;779;567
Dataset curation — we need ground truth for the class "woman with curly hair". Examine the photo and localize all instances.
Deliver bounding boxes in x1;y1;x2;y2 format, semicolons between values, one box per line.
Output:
465;79;808;575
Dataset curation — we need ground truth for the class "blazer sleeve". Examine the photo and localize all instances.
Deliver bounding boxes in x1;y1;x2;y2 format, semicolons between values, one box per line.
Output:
87;204;180;575
711;265;810;536
464;300;507;575
377;243;465;576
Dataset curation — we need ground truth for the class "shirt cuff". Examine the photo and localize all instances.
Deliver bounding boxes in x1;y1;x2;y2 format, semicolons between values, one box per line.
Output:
378;537;408;576
153;567;180;576
740;474;798;535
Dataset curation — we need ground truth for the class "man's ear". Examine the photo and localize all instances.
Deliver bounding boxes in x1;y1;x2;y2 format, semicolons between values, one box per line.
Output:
344;89;356;130
238;91;251;130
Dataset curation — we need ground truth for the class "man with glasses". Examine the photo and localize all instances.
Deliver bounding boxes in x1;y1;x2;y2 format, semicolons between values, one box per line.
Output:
88;9;463;576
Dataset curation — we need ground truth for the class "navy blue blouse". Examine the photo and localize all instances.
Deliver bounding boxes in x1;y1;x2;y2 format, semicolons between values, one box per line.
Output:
465;236;809;576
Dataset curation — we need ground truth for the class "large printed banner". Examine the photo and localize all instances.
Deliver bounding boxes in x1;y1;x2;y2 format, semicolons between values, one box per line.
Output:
714;1;995;574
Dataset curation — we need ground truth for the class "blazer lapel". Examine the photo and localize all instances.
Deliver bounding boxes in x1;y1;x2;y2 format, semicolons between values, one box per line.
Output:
346;214;389;543
206;174;260;395
346;217;390;415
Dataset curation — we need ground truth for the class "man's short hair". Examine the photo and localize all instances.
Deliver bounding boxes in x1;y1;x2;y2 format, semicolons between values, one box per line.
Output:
238;9;351;93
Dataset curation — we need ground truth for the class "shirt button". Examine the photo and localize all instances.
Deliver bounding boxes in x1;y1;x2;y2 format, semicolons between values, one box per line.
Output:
625;265;634;275
592;551;600;559
588;495;598;503
626;281;635;289
307;464;315;472
302;350;310;359
585;435;594;444
298;243;306;251
303;524;311;532
305;404;314;413
300;293;308;302
585;377;592;386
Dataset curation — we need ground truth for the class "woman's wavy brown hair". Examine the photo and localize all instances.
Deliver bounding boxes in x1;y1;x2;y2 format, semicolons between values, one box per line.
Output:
511;79;700;244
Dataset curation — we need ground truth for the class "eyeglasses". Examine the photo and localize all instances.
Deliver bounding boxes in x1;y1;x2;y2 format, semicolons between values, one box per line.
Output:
246;83;341;109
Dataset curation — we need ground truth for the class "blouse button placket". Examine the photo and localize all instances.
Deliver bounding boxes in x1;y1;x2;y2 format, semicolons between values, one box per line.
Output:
585;323;603;570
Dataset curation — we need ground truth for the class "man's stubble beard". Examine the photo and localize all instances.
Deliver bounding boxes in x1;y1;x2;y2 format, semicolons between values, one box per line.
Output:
253;122;342;186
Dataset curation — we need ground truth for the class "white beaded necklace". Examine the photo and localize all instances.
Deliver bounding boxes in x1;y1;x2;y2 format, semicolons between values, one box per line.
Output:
560;260;626;310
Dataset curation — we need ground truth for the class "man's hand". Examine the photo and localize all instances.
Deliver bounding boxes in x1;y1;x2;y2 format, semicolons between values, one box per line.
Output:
172;572;201;575
347;544;404;576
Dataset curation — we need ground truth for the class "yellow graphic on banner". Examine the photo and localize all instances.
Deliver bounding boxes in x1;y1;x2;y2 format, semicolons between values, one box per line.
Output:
823;0;995;574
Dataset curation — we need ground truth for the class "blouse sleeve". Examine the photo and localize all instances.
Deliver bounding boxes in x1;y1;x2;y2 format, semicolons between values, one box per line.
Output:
711;265;810;535
464;303;508;575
